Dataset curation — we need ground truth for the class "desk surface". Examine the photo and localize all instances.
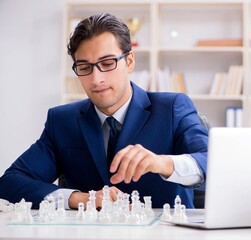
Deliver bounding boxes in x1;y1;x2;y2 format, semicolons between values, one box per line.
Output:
0;209;251;240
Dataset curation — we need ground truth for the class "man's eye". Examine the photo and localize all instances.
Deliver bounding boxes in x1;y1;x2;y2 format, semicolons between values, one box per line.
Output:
100;60;114;67
79;65;91;71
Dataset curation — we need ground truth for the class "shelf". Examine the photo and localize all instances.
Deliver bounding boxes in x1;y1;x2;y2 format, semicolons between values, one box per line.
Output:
158;46;244;53
61;0;251;127
158;3;243;48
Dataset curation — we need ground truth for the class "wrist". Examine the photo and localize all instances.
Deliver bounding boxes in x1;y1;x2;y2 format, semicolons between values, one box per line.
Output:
159;155;174;178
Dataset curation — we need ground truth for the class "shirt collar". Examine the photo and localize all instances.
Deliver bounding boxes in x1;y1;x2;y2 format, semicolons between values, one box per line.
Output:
95;94;132;126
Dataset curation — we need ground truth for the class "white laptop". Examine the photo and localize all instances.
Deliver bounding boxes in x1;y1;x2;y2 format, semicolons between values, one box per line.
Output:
170;127;251;229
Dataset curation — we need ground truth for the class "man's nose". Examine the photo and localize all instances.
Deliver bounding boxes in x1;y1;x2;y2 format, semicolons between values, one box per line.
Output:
90;65;105;83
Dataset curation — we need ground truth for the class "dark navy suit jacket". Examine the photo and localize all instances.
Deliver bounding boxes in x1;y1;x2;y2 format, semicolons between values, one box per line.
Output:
0;83;208;208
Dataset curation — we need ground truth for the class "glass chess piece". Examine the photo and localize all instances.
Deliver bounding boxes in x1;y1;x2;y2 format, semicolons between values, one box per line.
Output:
160;203;172;222
76;202;86;221
56;193;66;217
143;196;154;217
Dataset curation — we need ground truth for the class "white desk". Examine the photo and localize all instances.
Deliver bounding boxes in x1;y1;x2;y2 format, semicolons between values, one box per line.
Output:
0;209;251;240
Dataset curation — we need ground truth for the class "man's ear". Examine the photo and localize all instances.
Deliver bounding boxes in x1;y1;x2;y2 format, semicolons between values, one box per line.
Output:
126;51;135;73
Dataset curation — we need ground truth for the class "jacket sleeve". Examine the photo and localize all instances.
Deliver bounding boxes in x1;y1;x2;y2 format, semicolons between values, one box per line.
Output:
0;109;61;208
172;93;208;178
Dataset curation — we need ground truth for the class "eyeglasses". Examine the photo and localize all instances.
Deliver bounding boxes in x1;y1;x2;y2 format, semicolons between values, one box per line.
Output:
72;52;129;77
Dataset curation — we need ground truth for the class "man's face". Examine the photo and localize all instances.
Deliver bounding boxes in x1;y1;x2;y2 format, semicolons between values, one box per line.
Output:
74;32;135;116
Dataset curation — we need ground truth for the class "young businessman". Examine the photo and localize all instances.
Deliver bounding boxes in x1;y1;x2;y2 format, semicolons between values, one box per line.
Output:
0;13;208;209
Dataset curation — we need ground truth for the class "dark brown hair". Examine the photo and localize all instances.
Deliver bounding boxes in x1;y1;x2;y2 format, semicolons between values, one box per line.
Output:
67;13;132;61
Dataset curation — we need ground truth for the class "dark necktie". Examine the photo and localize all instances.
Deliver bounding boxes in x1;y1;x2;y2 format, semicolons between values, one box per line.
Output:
106;117;120;166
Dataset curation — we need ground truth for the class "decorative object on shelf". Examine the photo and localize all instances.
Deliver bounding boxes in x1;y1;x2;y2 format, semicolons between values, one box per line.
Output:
167;29;180;46
126;17;142;47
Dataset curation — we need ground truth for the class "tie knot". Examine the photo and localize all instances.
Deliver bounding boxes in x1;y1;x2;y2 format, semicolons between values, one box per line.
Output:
106;117;117;131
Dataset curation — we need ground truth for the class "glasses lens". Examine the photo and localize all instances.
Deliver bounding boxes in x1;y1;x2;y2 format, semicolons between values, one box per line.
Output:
98;59;117;72
74;64;92;76
73;55;124;76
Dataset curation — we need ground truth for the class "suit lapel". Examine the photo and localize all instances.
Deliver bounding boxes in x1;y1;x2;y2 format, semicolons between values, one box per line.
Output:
77;101;110;185
76;84;151;185
117;83;151;150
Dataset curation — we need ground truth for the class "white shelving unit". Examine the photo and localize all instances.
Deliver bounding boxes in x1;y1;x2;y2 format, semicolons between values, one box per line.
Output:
61;0;251;127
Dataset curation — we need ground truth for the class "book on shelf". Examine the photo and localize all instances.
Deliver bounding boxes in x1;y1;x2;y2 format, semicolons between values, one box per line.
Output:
224;65;243;95
157;67;171;92
171;72;187;93
196;39;242;47
209;65;243;96
209;72;228;96
225;107;243;128
157;68;187;93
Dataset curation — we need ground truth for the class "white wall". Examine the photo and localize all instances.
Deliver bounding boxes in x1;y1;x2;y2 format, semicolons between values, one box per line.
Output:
0;0;66;175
